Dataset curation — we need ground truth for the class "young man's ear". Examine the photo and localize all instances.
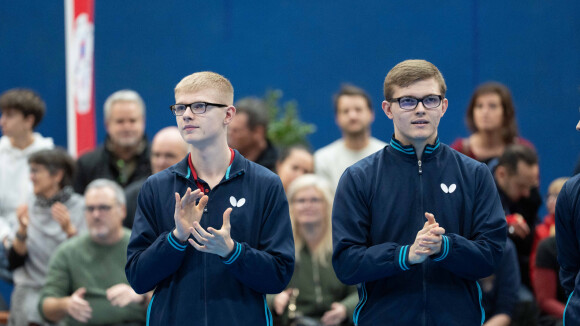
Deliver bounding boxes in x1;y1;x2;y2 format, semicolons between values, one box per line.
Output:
382;100;394;120
224;106;236;125
440;98;449;117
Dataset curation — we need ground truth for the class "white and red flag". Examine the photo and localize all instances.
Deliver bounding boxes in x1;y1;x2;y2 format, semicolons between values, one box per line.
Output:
65;0;95;157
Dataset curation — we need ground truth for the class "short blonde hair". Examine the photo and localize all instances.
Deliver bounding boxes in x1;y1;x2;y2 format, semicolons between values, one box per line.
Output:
174;71;234;105
383;59;446;100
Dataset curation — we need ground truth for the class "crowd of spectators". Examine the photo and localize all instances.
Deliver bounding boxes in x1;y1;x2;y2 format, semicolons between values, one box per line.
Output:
0;78;576;326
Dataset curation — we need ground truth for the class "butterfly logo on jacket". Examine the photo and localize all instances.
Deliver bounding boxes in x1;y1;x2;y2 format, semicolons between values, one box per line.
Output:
440;183;457;194
229;196;246;207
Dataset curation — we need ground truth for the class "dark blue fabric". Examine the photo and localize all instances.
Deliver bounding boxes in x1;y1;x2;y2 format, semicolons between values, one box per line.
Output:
481;238;520;318
555;174;580;325
332;139;507;326
125;150;294;326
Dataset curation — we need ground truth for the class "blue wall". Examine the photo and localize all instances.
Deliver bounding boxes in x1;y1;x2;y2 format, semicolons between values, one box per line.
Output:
1;1;580;213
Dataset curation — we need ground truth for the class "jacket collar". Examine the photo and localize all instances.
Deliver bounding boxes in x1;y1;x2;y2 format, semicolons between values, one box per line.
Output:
172;149;246;182
388;135;441;160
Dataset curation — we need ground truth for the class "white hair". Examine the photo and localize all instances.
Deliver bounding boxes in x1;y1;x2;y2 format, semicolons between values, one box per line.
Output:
85;178;126;206
103;89;145;120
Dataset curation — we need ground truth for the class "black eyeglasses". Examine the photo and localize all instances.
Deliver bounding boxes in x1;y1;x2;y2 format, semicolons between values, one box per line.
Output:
169;102;228;116
85;205;113;213
389;95;442;111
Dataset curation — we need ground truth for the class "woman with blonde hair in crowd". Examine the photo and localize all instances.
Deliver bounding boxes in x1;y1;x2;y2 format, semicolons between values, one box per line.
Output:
270;174;357;326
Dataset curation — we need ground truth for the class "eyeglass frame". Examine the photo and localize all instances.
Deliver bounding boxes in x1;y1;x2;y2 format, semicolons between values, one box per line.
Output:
85;204;114;213
169;102;229;116
388;95;443;111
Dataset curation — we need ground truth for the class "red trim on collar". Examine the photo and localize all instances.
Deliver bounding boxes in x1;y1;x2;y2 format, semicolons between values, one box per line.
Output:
187;148;235;193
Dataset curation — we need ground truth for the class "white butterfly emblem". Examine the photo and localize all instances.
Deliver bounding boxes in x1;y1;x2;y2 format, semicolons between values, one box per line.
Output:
229;196;246;207
440;183;457;194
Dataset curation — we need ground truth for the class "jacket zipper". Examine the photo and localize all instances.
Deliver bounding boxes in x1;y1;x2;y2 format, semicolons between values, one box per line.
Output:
418;159;426;326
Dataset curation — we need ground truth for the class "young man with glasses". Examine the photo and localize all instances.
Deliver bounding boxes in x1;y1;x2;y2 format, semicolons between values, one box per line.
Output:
555;115;580;325
125;71;294;326
332;60;507;325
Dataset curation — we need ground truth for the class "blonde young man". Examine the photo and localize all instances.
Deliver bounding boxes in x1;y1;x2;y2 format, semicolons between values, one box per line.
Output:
125;72;295;325
332;60;506;325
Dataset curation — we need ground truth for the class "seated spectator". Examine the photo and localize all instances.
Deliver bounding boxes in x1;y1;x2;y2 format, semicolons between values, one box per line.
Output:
73;90;151;194
530;177;568;283
493;144;541;289
451;82;534;164
314;84;386;191
0;88;54;308
7;148;85;325
270;174;357;326
227;97;278;171
275;145;314;191
534;235;566;325
480;239;520;326
39;179;149;325
124;126;188;228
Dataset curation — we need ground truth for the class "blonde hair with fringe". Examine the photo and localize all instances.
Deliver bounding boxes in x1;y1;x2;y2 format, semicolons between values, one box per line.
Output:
287;174;334;267
174;71;234;105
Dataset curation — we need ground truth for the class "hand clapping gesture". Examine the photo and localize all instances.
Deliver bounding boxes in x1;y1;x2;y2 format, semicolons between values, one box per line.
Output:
189;207;235;258
173;188;208;242
51;202;77;237
409;212;446;265
16;204;29;234
66;287;92;323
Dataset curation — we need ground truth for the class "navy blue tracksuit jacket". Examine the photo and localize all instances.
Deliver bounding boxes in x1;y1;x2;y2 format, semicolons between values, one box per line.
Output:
332;137;507;326
125;151;295;325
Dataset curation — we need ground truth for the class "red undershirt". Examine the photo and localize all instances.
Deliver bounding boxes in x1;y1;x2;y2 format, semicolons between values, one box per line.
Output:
187;148;235;193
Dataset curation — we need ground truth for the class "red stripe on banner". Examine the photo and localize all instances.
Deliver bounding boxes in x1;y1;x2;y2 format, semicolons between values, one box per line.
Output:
72;0;95;156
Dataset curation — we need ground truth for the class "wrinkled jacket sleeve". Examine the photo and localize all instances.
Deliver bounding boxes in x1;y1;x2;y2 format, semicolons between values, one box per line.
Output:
125;179;189;294
430;163;506;280
332;168;414;285
220;177;295;294
555;180;579;296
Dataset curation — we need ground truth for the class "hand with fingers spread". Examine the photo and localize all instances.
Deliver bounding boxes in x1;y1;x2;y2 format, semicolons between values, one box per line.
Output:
409;212;446;265
51;202;77;237
173;187;208;242
106;283;144;308
66;287;92;323
189;207;235;257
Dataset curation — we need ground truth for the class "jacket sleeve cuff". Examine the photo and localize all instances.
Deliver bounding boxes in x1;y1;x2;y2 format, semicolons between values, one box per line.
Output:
431;235;450;262
396;245;412;271
167;230;188;252
222;241;242;265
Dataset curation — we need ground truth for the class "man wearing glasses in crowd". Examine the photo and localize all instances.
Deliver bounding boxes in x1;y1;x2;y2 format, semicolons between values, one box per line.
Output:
332;59;507;325
125;72;295;325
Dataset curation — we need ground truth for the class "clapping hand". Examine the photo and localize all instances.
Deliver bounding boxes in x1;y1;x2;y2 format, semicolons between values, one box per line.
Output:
189;207;235;258
409;212;446;264
173;188;208;242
